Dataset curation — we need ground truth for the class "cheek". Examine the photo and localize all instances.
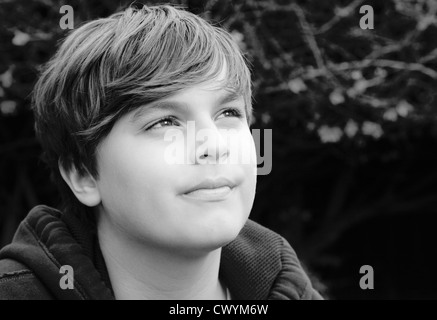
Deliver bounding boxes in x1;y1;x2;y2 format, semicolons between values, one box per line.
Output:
95;137;184;240
234;128;258;172
96;136;171;208
235;129;258;207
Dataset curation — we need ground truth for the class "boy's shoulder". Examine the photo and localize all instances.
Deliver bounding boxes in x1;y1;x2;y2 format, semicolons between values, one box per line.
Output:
222;219;323;300
0;258;53;300
0;205;74;300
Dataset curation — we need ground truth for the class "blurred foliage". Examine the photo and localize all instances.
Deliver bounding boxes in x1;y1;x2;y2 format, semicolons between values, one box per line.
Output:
1;0;437;299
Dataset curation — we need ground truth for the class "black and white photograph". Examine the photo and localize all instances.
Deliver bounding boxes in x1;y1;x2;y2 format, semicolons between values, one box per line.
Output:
0;0;436;304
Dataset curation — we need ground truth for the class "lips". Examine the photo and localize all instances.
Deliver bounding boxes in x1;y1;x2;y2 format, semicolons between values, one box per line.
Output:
183;177;236;194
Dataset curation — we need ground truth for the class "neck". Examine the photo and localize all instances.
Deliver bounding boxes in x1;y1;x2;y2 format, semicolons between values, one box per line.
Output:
97;218;227;300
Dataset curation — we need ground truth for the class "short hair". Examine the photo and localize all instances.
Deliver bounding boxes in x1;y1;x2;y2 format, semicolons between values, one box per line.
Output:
32;4;253;221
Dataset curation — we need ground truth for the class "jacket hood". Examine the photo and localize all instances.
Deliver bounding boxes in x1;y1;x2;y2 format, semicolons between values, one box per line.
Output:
0;205;320;300
0;205;113;299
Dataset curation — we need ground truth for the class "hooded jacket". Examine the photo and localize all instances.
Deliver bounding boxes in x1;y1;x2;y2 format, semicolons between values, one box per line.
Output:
0;205;323;300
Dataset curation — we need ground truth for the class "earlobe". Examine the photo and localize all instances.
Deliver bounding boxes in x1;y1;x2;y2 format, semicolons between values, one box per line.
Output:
59;160;101;207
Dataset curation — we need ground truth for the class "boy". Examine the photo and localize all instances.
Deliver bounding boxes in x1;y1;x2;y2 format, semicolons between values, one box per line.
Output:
0;4;322;300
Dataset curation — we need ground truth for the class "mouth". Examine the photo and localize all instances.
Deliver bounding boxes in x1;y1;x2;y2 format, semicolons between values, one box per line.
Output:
182;177;236;201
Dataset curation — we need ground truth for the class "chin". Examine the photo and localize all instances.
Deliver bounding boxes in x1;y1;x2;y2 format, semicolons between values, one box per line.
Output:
191;214;247;251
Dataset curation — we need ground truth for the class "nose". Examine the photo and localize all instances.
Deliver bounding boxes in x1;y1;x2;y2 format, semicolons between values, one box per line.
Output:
188;119;230;165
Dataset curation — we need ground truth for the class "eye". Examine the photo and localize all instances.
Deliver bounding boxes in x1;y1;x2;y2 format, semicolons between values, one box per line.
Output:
218;107;244;119
145;116;180;131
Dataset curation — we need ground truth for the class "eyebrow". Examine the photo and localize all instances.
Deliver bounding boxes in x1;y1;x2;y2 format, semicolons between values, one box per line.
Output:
130;91;244;122
217;90;243;105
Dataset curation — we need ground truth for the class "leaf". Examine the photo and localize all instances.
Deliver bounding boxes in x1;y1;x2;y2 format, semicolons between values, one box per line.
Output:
353;79;368;94
362;121;383;139
0;100;17;115
12;30;31;46
329;89;345;105
383;108;398;121
0;69;13;88
317;125;343;143
230;30;246;51
261;112;271;124
396;100;414;117
288;78;307;94
351;70;363;80
344;120;359;138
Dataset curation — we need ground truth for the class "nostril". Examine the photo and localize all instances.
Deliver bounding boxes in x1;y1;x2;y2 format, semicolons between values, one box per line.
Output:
199;153;209;159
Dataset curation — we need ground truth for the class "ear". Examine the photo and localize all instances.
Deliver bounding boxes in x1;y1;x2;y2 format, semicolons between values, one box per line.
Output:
59;160;101;207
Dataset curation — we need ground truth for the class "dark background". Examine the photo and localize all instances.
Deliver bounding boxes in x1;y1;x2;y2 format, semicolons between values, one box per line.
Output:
1;0;437;299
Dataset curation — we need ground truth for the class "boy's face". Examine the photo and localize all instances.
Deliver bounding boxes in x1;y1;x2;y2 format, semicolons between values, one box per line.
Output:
94;78;257;254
